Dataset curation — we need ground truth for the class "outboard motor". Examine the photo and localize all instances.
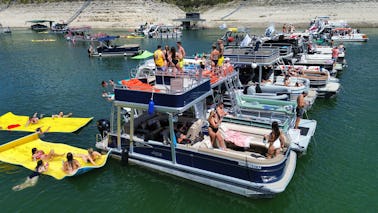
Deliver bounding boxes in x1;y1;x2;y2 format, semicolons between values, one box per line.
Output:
96;119;110;137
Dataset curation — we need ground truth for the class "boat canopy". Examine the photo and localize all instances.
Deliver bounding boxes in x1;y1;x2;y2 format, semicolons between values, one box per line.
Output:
27;20;54;23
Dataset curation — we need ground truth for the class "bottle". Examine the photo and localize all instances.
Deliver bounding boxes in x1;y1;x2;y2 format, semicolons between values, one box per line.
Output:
148;98;154;115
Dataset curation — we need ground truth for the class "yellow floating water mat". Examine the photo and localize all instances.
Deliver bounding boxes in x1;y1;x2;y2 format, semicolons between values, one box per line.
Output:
0;112;93;133
0;133;110;180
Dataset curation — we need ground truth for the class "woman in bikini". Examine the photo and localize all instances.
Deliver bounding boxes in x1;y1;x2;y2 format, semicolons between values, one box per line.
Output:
208;110;226;150
32;147;64;161
74;148;101;165
169;47;181;72
62;152;81;174
264;121;285;158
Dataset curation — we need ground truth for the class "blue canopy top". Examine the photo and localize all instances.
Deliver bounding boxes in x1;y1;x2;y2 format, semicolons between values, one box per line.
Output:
98;35;120;42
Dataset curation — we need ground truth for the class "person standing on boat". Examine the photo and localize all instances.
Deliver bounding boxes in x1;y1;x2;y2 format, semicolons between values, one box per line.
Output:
264;121;285;158
163;45;170;66
168;47;181;72
176;41;186;70
332;46;339;62
217;39;225;67
208;110;226;150
154;45;165;71
295;91;308;129
210;44;220;72
282;24;287;34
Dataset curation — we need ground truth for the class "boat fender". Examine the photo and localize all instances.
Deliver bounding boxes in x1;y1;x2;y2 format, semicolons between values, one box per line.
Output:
255;83;262;93
148;96;154;115
99;53;102;57
121;148;128;166
243;86;249;94
124;53;127;56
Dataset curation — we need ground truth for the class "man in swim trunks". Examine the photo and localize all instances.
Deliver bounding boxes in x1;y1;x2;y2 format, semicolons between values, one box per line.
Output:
210;44;220;70
295;91;308;129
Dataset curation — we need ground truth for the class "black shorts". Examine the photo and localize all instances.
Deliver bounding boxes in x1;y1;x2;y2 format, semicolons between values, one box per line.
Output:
296;107;304;118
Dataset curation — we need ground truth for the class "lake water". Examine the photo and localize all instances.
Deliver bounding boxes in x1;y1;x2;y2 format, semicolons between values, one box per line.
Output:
0;28;377;212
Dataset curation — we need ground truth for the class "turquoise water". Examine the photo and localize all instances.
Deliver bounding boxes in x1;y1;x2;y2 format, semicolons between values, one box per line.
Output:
0;28;377;212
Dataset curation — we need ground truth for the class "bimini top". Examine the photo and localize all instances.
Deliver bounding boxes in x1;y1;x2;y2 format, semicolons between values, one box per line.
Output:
26;20;54;23
0;133;110;180
0;112;93;133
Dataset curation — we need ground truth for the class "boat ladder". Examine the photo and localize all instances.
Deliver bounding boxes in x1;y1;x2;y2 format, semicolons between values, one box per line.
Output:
224;76;241;116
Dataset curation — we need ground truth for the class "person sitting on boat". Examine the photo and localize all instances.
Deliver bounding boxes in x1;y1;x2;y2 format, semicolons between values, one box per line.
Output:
295;91;308;129
62;152;81;174
208;110;226;150
264;121;285;159
154;45;165;71
74;148;101;165
12;160;49;191
32;147;64;161
175;123;191;145
284;75;291;86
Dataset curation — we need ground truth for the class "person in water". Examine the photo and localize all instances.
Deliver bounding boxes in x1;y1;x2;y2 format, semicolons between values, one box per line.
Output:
264;121;285;158
12;160;48;191
62;152;81;174
74;148;102;165
32;147;64;161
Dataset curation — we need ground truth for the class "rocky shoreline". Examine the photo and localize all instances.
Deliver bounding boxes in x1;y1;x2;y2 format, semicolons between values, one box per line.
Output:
1;0;377;29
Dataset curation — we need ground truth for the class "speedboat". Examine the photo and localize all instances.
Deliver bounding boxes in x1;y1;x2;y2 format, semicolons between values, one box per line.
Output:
95;72;297;198
144;24;182;39
331;28;368;42
89;36;142;57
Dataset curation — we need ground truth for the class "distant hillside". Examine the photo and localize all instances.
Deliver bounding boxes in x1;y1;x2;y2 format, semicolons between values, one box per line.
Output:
1;0;375;10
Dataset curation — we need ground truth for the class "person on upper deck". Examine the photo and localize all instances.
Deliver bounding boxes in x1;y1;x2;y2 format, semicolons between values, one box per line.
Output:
154;45;165;71
210;44;220;71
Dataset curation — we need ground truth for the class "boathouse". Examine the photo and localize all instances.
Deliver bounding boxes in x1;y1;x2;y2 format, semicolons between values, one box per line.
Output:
173;12;206;30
